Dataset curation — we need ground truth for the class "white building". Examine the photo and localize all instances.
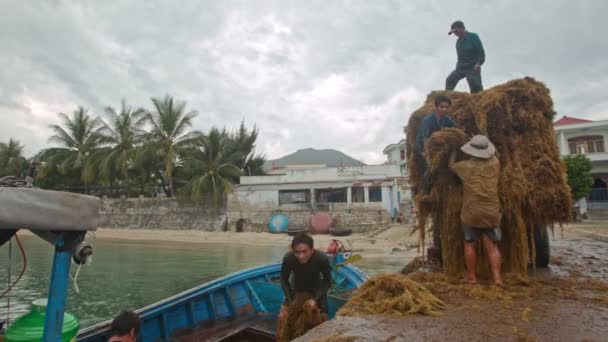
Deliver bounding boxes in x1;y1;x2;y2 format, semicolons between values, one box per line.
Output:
383;139;407;176
554;115;608;208
234;164;404;214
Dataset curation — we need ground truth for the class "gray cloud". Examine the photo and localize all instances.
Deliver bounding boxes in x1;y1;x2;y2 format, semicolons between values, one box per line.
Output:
1;0;607;163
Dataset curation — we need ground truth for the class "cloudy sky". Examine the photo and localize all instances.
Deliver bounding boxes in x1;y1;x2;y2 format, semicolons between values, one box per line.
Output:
1;0;607;163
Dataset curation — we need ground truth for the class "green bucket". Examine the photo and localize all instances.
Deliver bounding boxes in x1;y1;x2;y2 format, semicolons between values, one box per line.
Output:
4;299;79;342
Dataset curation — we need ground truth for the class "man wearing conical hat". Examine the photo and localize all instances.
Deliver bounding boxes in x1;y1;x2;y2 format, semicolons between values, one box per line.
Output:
449;135;503;286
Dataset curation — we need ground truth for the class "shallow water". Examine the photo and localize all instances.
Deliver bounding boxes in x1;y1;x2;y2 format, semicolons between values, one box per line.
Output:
0;235;400;329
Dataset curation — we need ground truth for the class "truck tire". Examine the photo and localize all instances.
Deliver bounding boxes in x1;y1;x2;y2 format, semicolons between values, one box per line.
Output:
534;224;550;268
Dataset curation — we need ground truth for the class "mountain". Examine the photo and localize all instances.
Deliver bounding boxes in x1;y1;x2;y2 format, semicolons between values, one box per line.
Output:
265;148;366;170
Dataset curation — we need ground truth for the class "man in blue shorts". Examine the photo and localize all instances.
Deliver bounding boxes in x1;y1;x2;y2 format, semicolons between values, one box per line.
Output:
449;135;503;286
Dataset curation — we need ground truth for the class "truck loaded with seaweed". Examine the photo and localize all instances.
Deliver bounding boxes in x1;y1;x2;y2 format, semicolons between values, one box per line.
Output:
406;78;571;276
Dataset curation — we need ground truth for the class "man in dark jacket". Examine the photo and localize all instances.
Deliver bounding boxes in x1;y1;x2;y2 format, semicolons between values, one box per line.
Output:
414;94;455;195
446;20;485;93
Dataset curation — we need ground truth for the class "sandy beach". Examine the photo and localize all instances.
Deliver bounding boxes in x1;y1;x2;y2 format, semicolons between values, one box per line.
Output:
18;224;421;265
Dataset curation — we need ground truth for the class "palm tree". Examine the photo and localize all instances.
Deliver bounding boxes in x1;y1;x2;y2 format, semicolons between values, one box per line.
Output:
181;128;242;203
242;154;266;177
85;100;146;193
39;107;103;192
143;95;202;197
224;122;266;179
0;139;28;177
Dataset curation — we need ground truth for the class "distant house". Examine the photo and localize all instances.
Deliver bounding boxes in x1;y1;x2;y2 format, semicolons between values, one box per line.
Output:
383;139;407;176
227;164;405;233
554;115;608;208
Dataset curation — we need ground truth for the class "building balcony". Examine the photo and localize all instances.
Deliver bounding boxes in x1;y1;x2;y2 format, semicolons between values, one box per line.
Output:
565;152;608;162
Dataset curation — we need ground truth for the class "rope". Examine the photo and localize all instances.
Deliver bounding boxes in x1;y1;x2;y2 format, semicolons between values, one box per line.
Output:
70;263;83;294
7;238;11;325
2;235;27;325
0;235;27;300
0;176;28;188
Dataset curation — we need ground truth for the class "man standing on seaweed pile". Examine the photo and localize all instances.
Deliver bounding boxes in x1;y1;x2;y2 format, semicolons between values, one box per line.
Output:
446;20;485;93
449;135;503;286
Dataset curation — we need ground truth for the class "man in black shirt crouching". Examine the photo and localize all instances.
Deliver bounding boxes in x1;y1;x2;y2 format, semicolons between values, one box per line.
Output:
277;232;332;334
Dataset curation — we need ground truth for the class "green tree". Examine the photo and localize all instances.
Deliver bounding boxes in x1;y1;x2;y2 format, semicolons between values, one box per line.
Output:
143;95;202;197
0;139;28;177
180;128;243;203
563;154;593;200
224;122;266;179
39;107;103;192
86;100;146;193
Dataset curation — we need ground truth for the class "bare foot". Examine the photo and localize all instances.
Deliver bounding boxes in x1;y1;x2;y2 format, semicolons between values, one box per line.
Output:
461;278;478;285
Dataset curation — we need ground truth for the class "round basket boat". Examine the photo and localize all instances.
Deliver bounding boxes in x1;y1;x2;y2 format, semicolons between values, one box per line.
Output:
287;227;308;236
329;227;352;237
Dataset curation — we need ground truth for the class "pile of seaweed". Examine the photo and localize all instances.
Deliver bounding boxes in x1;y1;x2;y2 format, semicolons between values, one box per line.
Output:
338;274;445;317
277;293;324;342
405;78;572;276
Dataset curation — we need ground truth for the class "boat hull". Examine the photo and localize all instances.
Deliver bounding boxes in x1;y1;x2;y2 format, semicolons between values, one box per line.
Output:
78;254;366;342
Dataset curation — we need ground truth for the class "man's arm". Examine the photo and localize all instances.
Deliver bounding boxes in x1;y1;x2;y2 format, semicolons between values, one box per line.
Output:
280;255;294;303
419;118;433;156
448;150;459;173
315;255;332;302
474;34;485;66
444;116;455;128
414;119;428;156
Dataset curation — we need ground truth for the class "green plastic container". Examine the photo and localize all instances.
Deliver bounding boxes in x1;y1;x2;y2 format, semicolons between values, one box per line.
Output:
4;299;79;342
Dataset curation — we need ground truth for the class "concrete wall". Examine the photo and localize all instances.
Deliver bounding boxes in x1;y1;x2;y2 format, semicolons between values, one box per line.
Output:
226;191;391;233
386;147;401;164
99;197;227;231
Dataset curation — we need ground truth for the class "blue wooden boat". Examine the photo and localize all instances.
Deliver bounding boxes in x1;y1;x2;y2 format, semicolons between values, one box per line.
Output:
77;253;367;342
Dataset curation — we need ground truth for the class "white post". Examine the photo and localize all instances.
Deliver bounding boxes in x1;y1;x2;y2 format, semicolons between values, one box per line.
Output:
364;186;370;206
392;182;399;210
347;187;352;206
382;186;391;213
579;197;588;216
559;131;568;156
310;189;315;204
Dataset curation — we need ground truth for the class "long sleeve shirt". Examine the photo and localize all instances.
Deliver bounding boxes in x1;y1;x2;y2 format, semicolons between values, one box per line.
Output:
456;31;485;68
414;113;455;156
280;250;332;303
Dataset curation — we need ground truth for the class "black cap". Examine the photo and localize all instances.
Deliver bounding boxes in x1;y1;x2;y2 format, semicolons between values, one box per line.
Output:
448;20;465;35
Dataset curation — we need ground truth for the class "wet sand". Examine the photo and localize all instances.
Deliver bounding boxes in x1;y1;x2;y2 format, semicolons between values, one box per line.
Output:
295;224;608;342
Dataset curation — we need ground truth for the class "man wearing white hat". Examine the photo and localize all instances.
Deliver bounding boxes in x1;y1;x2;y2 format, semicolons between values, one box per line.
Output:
449;135;503;286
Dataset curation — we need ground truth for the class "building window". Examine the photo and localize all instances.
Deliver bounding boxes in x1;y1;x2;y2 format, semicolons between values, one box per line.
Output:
369;186;382;202
279;190;310;205
316;188;347;203
568;135;605;155
352;187;364;203
400;149;406;161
